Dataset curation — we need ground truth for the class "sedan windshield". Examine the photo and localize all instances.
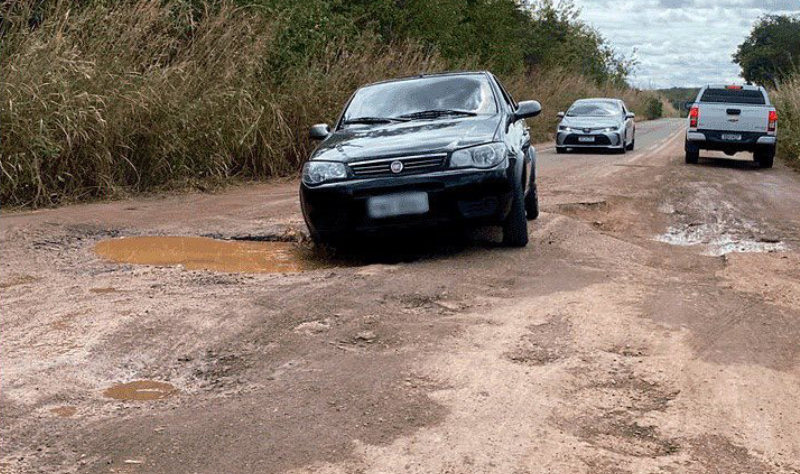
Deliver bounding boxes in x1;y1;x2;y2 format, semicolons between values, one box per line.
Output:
567;102;620;117
343;75;497;124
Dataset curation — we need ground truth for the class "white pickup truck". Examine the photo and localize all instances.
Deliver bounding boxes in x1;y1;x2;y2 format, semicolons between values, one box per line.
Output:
685;84;778;168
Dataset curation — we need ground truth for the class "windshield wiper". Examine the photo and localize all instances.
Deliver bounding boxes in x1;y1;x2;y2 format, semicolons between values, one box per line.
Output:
342;116;409;125
398;109;479;120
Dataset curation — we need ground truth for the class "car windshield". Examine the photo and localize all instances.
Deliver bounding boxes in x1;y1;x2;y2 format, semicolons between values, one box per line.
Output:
567;102;620;117
342;75;497;124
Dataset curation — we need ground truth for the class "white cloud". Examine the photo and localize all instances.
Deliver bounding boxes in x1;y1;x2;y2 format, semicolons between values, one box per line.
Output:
569;0;800;88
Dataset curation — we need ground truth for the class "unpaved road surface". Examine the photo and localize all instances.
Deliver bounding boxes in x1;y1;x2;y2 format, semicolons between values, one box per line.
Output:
3;118;800;474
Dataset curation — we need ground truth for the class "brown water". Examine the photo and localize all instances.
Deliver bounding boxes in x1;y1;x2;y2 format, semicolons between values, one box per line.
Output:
103;380;177;401
94;236;322;274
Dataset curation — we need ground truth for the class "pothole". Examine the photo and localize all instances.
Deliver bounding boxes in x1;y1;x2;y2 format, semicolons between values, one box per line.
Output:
94;236;336;274
656;223;786;256
103;380;177;401
0;274;40;289
507;315;575;366
50;406;77;417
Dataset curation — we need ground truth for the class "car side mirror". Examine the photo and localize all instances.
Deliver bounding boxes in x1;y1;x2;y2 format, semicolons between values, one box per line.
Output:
514;100;542;121
309;123;331;140
625;112;635;119
683;101;696;111
557;112;565;119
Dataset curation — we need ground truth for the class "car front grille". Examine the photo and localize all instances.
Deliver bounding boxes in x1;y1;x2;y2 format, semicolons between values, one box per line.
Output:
564;134;613;146
349;154;447;178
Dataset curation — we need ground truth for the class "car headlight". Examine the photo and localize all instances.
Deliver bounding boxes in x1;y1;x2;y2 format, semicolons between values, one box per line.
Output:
601;127;619;132
302;161;348;185
559;126;573;132
450;143;507;169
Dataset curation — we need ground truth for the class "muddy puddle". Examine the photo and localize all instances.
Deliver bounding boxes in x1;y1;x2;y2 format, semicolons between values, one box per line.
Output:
94;236;330;274
103;380;177;401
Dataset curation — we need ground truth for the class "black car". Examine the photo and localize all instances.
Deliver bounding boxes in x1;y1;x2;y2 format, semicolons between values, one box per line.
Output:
299;71;542;247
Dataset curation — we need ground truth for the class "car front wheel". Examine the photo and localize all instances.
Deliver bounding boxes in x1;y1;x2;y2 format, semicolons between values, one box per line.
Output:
525;183;539;220
503;175;530;247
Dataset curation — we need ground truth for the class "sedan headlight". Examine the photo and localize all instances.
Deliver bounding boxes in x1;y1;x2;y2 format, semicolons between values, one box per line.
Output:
450;143;507;169
302;161;348;185
559;125;573;132
601;126;620;132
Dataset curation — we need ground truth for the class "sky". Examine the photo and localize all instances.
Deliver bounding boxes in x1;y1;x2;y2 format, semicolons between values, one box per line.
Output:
569;0;800;89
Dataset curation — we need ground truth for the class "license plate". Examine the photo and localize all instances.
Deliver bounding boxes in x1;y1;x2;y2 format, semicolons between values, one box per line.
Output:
578;136;596;143
367;192;429;219
722;134;742;141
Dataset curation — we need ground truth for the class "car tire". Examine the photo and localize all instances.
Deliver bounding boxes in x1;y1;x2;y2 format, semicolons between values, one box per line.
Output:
755;148;774;169
685;146;699;164
525;183;539;221
503;175;529;247
308;228;342;248
556;147;567;154
627;138;635;151
616;135;627;154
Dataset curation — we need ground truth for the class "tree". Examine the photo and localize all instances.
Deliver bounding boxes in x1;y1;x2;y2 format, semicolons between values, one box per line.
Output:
734;15;800;88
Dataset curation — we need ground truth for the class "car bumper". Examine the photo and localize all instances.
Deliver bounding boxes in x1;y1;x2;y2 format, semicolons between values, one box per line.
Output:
556;131;624;149
686;130;776;151
300;167;514;235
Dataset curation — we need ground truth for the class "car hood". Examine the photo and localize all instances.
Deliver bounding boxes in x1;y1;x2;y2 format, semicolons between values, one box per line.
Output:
560;116;623;129
311;117;500;163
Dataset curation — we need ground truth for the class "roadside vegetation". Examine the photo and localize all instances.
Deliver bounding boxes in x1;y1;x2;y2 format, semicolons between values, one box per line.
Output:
736;14;800;169
772;75;800;169
1;0;669;207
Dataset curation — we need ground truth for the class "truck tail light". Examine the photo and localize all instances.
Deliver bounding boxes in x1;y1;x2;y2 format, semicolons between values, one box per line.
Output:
689;106;699;128
768;110;777;132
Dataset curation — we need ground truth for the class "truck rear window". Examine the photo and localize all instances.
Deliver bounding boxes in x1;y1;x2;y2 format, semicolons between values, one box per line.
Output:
700;89;766;105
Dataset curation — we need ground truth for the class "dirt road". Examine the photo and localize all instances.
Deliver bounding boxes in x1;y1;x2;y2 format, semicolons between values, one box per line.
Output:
3;118;800;474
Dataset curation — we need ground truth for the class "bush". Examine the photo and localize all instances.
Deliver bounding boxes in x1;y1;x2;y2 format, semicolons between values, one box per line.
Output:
773;75;800;169
643;97;664;120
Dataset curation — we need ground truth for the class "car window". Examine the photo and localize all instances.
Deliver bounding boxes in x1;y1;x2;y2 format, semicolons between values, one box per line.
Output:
700;88;766;105
493;76;517;110
343;75;497;122
566;102;620;117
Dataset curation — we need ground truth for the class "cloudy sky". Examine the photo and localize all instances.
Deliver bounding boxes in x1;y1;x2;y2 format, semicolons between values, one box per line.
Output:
569;0;800;89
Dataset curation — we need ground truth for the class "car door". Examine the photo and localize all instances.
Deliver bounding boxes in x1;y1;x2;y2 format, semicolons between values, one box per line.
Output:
492;75;531;190
621;102;634;144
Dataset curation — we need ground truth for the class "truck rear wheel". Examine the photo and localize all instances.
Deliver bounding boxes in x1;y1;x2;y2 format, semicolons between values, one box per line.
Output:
755;148;774;169
685;149;699;164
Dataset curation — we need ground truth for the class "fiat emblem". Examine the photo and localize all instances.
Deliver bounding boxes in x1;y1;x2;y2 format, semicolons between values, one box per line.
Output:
390;161;404;174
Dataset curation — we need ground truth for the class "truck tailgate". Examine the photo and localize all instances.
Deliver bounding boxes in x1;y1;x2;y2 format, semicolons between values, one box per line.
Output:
698;103;770;133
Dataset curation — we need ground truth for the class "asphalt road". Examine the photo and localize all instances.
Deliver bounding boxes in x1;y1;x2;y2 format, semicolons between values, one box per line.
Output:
3;118;800;474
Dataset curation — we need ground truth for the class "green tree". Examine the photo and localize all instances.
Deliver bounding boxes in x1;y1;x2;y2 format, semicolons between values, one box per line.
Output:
734;14;800;87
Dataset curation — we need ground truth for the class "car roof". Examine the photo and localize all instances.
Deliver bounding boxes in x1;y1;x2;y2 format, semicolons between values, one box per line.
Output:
360;71;491;88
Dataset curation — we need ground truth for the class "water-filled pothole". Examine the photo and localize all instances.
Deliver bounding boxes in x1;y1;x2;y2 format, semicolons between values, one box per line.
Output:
95;236;330;274
103;380;177;401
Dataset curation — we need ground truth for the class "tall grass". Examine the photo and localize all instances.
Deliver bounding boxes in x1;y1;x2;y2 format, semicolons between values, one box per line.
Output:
1;0;669;207
773;74;800;169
